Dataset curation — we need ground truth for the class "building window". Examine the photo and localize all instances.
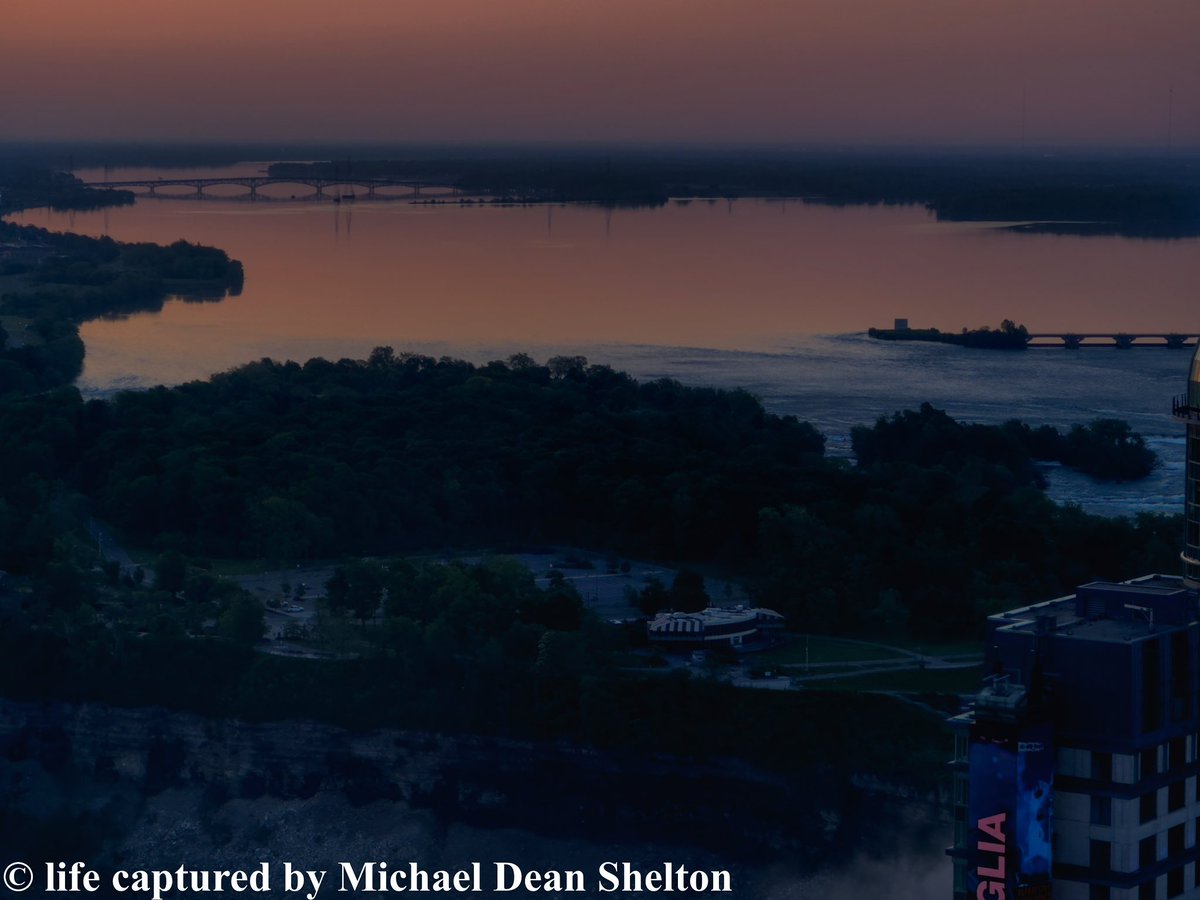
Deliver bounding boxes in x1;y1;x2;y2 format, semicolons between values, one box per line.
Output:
1169;824;1185;856
1143;746;1159;780
1169;735;1188;769
1141;834;1158;869
1168;866;1184;898
1091;795;1113;826
1170;780;1186;812
1092;839;1112;872
1140;878;1157;900
1090;887;1111;900
1143;790;1159;824
1093;751;1113;782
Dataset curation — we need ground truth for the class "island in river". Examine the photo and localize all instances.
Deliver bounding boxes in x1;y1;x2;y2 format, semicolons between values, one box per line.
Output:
869;319;1032;350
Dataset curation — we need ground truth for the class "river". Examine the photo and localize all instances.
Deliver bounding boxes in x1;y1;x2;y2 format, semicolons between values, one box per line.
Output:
7;163;1200;516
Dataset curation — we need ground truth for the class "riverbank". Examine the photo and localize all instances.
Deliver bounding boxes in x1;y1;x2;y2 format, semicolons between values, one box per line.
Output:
0;219;243;394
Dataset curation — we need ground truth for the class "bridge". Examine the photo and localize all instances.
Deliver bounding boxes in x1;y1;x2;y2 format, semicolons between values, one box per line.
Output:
83;177;461;201
1025;333;1199;349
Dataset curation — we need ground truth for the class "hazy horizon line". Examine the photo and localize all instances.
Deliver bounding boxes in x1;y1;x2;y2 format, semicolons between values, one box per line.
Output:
4;138;1198;162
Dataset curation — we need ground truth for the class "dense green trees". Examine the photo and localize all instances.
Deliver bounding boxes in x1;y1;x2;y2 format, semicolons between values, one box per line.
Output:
854;404;1157;484
77;353;824;564
326;560;386;623
218;594;266;645
0;353;1177;644
669;570;710;613
869;320;1031;350
0;165;133;214
1027;418;1156;481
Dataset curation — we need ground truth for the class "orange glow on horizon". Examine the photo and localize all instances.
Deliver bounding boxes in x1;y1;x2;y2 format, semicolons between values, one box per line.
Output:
2;0;1197;146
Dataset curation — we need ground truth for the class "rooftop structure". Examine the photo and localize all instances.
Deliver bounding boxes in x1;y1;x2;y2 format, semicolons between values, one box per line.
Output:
646;606;784;647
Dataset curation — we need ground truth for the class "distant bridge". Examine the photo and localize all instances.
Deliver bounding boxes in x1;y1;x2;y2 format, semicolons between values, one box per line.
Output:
1025;333;1199;349
84;177;460;201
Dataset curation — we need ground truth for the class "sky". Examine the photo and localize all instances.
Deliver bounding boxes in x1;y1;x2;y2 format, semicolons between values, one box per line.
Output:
2;0;1198;148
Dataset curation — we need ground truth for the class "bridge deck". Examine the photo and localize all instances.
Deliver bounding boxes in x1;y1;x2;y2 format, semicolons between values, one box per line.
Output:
1026;333;1198;348
85;177;444;188
83;176;462;202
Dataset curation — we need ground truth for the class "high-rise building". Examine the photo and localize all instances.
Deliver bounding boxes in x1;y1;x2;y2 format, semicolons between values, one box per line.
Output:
949;344;1200;900
1175;349;1200;590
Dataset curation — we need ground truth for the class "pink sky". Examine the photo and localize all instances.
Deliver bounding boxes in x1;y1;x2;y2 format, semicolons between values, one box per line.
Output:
3;0;1198;146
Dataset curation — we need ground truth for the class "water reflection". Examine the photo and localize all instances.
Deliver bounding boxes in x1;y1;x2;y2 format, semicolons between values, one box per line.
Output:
10;193;1200;392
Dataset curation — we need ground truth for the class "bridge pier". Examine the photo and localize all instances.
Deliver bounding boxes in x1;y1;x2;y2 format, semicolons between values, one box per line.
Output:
1168;334;1187;349
1114;333;1135;349
1062;334;1083;350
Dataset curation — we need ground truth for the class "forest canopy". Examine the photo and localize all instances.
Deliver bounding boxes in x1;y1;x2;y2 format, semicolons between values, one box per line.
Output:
0;351;1179;640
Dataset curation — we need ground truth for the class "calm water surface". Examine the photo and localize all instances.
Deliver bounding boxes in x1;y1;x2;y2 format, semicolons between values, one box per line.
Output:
8;165;1200;515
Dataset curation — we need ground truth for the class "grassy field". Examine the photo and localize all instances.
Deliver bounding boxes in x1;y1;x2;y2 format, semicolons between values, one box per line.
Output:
881;636;984;658
612;651;670;669
812;665;984;694
753;635;908;667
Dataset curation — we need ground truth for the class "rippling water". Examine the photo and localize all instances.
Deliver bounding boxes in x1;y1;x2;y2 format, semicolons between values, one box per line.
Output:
564;336;1191;518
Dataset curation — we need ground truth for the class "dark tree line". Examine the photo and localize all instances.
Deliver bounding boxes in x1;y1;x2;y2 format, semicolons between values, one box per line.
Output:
0;353;1180;640
0;164;133;214
269;153;1200;234
0;221;242;395
79;351;825;564
869;320;1031;350
853;403;1156;483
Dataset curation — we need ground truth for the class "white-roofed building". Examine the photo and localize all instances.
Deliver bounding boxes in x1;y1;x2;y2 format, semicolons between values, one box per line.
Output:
646;605;784;648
